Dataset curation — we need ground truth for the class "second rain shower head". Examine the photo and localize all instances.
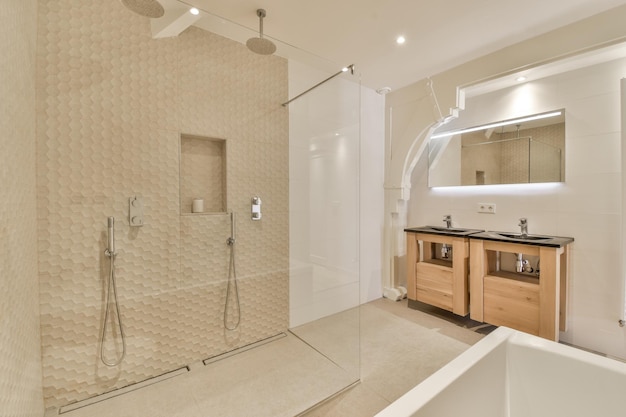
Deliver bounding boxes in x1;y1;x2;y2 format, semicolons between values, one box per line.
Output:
246;9;277;55
120;0;165;18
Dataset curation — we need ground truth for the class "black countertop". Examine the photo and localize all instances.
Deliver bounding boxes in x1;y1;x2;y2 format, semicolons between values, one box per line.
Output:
405;226;574;248
404;226;484;237
468;231;574;248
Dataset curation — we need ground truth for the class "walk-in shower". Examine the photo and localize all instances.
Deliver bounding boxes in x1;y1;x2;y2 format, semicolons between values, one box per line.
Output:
32;1;361;414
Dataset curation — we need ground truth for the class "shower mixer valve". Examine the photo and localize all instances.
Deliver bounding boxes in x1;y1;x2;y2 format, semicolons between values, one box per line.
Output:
251;196;262;220
129;196;144;227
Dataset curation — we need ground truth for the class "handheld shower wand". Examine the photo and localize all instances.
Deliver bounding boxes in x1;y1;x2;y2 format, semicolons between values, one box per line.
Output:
224;211;240;330
106;216;116;256
230;212;236;244
101;216;125;366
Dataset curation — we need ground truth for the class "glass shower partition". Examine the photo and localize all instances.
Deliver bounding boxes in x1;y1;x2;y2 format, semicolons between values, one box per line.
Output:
288;60;361;393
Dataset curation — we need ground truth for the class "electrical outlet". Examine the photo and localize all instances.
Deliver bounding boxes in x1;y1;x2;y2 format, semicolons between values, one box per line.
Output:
477;203;496;214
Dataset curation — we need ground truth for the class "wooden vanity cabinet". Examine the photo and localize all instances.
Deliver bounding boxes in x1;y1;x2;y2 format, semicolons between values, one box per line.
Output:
469;239;571;341
406;232;470;316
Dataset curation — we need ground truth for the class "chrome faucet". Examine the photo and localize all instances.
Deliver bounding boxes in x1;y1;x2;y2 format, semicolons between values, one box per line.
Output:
519;218;528;238
443;214;452;228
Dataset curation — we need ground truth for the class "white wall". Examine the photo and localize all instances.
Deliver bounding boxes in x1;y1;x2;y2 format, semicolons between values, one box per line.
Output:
409;57;626;359
288;60;384;327
360;87;385;303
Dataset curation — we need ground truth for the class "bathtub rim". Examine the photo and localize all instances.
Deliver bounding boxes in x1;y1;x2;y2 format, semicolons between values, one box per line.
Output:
375;326;626;417
374;326;514;417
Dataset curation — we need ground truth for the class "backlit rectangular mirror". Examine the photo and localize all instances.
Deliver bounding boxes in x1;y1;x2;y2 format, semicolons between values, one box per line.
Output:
428;110;565;187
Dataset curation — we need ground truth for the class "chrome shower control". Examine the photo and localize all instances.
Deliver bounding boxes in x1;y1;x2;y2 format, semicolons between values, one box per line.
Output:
251;196;262;220
129;196;144;227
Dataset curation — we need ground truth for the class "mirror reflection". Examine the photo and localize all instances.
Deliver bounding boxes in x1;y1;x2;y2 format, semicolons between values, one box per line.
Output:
428;110;565;187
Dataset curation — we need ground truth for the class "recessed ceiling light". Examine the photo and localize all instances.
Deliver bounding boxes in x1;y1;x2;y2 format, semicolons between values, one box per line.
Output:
516;76;527;82
396;36;406;45
190;7;200;15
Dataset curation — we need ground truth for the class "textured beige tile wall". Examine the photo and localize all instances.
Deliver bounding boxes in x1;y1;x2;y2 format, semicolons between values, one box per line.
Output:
180;136;226;213
500;123;565;183
461;130;502;185
0;0;45;415
36;0;289;409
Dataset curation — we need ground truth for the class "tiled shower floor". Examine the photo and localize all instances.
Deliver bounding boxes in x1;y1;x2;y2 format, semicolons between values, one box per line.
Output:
47;299;483;417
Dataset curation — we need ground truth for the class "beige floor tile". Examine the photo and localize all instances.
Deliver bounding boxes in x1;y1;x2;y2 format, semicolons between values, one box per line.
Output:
301;383;390;417
190;334;356;417
367;298;485;345
291;307;360;377
53;298;482;417
58;373;201;417
358;302;471;402
302;298;484;416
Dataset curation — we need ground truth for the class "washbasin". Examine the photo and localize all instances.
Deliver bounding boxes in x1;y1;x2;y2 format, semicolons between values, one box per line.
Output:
495;232;552;242
425;226;472;233
405;225;484;236
470;230;575;247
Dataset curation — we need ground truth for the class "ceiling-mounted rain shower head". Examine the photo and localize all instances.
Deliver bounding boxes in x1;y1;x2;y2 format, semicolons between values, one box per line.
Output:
120;0;165;18
246;9;277;55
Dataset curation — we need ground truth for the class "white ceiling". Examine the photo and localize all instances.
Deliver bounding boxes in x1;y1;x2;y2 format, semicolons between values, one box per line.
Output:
165;0;626;91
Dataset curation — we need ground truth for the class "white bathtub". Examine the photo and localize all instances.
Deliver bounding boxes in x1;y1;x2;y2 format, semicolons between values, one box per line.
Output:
376;326;626;417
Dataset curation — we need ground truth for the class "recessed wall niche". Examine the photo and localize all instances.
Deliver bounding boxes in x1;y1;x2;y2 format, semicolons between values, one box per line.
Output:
180;134;226;214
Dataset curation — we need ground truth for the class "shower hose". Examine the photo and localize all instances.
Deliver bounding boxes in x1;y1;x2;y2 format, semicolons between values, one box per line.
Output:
224;237;241;331
100;249;126;366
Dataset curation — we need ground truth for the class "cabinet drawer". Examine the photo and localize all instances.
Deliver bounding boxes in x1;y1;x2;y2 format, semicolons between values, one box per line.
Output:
483;274;539;336
415;262;453;311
